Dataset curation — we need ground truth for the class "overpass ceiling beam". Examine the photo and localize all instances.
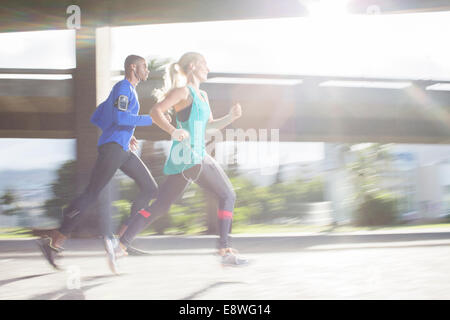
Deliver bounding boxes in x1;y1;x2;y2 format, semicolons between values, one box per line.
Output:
1;0;450;33
0;68;74;75
347;0;450;14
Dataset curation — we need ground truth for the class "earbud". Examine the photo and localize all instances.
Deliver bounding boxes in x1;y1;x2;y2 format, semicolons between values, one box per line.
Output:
133;68;140;81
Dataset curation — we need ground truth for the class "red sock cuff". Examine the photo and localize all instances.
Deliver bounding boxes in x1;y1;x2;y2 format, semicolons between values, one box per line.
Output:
138;209;151;218
218;210;233;219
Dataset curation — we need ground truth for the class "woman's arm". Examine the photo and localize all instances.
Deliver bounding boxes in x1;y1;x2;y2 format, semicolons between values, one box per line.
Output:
204;88;242;133
150;87;190;140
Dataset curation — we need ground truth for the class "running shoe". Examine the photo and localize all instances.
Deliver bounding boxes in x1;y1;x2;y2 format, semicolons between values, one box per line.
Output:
220;248;249;266
126;245;151;256
221;252;249;266
36;237;61;270
113;238;129;259
103;237;119;275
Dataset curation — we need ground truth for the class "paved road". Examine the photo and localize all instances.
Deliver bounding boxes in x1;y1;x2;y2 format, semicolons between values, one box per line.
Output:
1;229;450;300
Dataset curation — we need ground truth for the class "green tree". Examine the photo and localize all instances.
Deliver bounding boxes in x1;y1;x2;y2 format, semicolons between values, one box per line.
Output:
1;188;16;205
113;141;174;234
268;176;325;221
147;56;173;73
229;175;264;225
347;144;399;226
1;188;21;215
42;160;77;222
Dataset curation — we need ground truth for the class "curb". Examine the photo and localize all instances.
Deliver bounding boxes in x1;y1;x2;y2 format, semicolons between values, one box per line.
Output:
2;228;450;254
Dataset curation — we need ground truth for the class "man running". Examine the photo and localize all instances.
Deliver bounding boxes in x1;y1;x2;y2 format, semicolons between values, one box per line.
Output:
37;55;158;274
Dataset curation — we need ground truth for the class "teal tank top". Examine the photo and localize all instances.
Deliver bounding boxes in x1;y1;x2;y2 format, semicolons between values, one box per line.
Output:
163;86;211;175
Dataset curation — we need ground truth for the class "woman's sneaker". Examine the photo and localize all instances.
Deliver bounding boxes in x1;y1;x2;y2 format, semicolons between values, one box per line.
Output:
219;248;249;266
221;252;249;266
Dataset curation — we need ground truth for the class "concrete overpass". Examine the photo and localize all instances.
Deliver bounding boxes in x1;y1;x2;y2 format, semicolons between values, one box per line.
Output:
1;0;449;144
1;70;449;143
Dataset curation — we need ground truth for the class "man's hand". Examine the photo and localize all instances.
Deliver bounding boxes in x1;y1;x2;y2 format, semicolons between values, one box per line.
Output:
164;112;172;123
229;103;242;121
129;135;139;152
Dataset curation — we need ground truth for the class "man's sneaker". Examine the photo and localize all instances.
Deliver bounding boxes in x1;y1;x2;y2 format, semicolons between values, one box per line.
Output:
114;239;129;259
36;237;62;270
126;245;151;256
103;237;119;275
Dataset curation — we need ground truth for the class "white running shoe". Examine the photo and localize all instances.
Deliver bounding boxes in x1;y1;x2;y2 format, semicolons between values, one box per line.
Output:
103;237;119;275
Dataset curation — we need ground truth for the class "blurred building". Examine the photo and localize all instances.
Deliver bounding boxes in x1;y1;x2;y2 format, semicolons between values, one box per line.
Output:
323;143;450;224
390;145;450;221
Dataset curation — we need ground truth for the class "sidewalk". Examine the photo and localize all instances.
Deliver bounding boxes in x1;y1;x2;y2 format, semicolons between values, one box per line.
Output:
1;227;450;299
1;226;450;254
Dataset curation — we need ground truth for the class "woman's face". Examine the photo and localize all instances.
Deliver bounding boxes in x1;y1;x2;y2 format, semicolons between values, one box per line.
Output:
192;56;209;82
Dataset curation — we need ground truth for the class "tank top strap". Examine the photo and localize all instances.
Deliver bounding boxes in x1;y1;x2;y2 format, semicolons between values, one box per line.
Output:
187;85;205;104
186;85;196;100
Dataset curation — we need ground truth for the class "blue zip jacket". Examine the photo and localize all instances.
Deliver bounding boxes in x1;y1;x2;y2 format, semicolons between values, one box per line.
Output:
90;79;152;151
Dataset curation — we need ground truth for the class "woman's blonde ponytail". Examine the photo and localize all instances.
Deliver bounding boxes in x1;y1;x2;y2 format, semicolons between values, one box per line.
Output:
152;52;203;102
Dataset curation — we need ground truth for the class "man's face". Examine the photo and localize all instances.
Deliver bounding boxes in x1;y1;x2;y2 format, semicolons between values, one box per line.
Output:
135;59;149;81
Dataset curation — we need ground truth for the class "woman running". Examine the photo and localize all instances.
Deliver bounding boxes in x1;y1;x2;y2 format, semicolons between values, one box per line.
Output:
119;52;248;265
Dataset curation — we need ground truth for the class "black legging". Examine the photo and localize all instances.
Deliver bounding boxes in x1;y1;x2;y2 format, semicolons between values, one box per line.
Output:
121;154;236;249
59;142;158;238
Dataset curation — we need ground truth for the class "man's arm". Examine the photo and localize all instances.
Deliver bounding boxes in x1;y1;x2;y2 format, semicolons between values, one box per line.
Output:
112;94;152;126
90;100;106;129
112;83;152;127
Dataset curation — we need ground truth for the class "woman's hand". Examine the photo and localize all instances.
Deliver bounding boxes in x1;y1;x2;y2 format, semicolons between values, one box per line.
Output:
229;103;242;121
171;128;190;142
150;87;189;136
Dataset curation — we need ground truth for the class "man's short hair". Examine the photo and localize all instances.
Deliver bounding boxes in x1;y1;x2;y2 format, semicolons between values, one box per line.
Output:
124;55;145;71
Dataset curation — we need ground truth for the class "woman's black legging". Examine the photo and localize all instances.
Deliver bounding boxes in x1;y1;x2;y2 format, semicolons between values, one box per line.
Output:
120;154;236;249
59;142;158;238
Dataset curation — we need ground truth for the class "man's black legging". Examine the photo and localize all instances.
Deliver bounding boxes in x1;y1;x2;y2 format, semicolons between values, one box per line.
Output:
59;142;158;238
121;154;236;249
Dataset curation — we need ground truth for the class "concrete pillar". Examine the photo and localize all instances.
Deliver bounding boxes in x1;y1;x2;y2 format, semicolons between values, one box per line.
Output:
324;143;350;226
72;26;112;237
95;27;112;104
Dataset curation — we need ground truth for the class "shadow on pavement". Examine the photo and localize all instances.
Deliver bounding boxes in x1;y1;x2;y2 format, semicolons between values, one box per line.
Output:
29;282;106;300
0;272;54;287
182;281;245;300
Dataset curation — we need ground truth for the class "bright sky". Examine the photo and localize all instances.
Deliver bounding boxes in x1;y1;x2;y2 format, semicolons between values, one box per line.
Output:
0;12;450;80
1;11;449;79
110;12;450;80
0;139;76;170
0;29;76;69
